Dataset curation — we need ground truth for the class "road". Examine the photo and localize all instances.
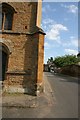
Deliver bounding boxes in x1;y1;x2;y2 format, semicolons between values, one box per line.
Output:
2;72;78;118
44;72;78;118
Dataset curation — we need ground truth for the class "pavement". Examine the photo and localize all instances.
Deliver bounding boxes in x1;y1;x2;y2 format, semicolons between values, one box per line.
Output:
0;73;54;108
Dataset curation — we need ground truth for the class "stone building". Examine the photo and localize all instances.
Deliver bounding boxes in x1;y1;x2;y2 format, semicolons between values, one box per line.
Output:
0;0;45;95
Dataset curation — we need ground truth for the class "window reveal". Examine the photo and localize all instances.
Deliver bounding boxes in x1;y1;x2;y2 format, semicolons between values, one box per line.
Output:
4;13;13;30
0;3;14;30
0;13;2;30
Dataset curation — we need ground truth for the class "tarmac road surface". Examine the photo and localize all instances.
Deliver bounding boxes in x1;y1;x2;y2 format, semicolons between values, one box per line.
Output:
2;72;78;118
44;72;78;118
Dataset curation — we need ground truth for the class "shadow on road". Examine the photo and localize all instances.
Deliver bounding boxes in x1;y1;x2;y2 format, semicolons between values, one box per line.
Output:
50;72;79;84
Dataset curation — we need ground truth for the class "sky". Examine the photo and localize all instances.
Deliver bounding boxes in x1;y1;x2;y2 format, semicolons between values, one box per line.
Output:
41;2;78;64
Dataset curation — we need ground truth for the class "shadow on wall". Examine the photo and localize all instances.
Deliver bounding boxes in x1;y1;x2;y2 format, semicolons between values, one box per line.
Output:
23;3;38;95
23;35;38;96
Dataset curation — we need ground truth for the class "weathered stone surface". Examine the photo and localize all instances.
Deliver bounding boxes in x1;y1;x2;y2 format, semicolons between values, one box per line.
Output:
0;1;45;95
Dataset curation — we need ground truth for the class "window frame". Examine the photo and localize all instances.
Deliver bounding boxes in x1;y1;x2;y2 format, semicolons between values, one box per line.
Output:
0;3;16;31
3;12;13;30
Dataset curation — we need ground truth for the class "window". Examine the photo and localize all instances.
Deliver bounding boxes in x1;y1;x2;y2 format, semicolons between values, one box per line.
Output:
2;12;13;30
0;3;15;30
0;13;2;30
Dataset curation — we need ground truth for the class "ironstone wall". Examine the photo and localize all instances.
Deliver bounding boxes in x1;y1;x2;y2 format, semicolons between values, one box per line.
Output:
60;64;80;77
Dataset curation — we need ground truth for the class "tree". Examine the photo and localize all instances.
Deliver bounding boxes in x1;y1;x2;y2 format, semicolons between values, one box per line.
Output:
53;55;78;67
47;57;53;64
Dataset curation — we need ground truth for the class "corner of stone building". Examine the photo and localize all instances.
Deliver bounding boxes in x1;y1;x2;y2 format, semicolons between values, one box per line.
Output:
36;81;44;96
1;1;46;96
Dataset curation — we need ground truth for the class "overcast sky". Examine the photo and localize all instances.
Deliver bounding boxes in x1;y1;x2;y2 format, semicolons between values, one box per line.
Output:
41;2;78;64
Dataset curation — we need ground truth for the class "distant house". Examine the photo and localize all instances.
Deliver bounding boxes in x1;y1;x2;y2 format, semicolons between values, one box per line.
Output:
44;64;49;72
44;63;58;72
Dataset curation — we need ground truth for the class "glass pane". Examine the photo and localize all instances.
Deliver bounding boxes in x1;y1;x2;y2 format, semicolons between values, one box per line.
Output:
2;50;7;80
0;13;4;30
4;13;13;30
0;13;2;30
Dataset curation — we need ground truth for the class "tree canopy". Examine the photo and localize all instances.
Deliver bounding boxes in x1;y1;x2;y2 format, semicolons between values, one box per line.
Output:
47;57;53;64
47;55;80;67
